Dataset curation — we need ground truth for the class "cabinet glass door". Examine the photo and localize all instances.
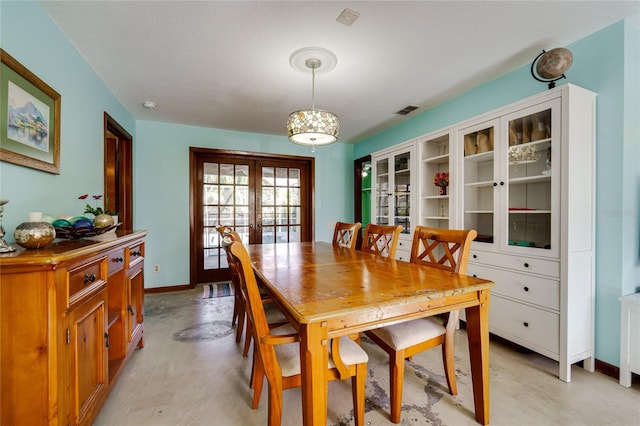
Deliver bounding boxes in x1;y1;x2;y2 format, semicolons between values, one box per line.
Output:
504;102;559;255
375;157;390;225
393;150;411;234
462;121;498;247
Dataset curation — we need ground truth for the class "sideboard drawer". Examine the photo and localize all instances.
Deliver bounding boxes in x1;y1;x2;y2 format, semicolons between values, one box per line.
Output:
468;264;559;310
107;248;126;275
127;242;144;268
490;295;559;355
68;258;106;306
469;249;559;278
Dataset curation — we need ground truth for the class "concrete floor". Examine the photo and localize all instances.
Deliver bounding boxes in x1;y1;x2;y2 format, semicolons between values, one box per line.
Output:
95;288;640;426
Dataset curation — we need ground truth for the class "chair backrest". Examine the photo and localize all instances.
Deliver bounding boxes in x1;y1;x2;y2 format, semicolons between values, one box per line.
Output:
229;241;278;371
216;224;232;237
409;226;477;274
361;224;403;258
332;221;362;249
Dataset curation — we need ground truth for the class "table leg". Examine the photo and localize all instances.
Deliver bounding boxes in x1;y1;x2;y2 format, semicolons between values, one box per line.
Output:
299;321;329;426
465;290;491;425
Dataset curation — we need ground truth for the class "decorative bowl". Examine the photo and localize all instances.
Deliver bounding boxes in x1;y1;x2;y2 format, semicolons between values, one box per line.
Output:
54;222;121;239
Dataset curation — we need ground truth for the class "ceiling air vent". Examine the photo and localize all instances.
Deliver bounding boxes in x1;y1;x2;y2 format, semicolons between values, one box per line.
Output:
395;105;419;115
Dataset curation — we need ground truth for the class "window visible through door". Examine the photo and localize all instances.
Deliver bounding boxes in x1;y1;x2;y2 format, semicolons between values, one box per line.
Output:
190;148;314;286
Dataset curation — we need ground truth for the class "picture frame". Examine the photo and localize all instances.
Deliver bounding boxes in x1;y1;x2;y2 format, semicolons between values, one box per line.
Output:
1;49;60;174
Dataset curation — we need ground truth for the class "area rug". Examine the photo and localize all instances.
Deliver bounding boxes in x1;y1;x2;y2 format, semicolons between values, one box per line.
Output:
202;281;234;298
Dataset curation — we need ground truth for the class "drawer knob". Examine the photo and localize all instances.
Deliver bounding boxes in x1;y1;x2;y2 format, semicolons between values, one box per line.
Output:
83;273;97;284
112;257;124;263
523;322;529;327
473;254;477;259
493;182;498;187
523;286;529;292
128;305;135;316
131;250;142;257
523;262;530;268
473;274;477;278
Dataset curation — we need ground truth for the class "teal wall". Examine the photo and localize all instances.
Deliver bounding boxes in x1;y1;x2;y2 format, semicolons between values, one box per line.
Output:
355;20;640;367
0;1;135;232
135;121;353;288
0;1;638;368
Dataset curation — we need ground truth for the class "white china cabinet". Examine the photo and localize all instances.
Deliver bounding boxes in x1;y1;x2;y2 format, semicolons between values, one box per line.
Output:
371;141;416;261
458;84;596;382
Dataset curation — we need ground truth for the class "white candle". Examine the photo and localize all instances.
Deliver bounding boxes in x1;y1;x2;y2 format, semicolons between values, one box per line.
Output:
28;211;43;222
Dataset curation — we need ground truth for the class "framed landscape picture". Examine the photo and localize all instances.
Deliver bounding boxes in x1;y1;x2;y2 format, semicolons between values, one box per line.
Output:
1;49;60;174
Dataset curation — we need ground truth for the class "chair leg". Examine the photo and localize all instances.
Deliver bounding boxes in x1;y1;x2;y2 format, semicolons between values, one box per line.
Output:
352;362;367;426
389;350;405;424
442;335;458;395
243;319;253;357
235;302;246;343
267;377;283;426
252;354;265;409
232;293;240;326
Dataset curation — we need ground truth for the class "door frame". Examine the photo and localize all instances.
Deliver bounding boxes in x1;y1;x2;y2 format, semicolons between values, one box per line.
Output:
188;147;315;287
103;113;133;231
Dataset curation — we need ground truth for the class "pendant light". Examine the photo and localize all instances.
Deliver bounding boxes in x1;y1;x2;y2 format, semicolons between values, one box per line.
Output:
287;47;339;152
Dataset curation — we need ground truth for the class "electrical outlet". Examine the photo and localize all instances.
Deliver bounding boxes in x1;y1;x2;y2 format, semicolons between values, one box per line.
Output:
153;265;160;272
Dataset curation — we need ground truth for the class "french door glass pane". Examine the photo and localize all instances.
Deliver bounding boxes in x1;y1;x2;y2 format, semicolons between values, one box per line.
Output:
261;166;301;244
203;162;249;270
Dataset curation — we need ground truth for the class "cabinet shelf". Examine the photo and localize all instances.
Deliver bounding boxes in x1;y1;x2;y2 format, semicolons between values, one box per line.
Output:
107;311;120;329
423;216;449;220
464;151;493;162
423;154;449;164
465;210;494;214
508;209;551;214
509;175;551;184
465;180;495;188
422;195;449;200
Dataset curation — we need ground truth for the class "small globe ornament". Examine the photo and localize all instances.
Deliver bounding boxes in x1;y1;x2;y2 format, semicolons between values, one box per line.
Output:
93;213;115;229
531;48;573;89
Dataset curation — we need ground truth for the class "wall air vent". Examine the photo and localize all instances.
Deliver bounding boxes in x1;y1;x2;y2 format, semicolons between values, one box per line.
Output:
395;105;419;115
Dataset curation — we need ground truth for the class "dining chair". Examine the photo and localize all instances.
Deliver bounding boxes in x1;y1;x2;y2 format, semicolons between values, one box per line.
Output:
221;231;287;359
364;226;477;423
228;241;369;426
332;221;362;249
360;223;403;258
217;225;243;333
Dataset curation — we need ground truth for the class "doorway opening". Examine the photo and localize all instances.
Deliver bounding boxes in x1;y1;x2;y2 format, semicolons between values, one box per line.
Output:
104;113;133;231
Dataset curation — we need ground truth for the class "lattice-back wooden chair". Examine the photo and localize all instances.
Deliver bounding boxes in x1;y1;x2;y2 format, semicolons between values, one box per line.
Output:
228;241;369;426
364;226;477;423
332;221;362;249
220;230;286;362
360;224;403;258
216;225;242;332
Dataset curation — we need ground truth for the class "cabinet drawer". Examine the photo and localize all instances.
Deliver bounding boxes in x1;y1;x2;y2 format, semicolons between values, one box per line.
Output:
68;258;106;305
468;264;559;310
128;242;144;268
469;249;559;278
107;248;126;275
395;248;411;262
490;295;559;355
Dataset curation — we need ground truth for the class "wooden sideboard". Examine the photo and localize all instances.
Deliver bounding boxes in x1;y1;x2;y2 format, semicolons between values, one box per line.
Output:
0;230;147;425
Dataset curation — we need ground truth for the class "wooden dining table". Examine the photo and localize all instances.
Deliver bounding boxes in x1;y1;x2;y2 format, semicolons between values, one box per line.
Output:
247;241;495;425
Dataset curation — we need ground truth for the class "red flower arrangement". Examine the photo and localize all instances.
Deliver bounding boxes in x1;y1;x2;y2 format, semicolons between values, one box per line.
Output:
433;172;449;188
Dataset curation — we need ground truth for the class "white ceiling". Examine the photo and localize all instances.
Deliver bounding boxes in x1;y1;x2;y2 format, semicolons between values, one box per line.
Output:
41;1;639;144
